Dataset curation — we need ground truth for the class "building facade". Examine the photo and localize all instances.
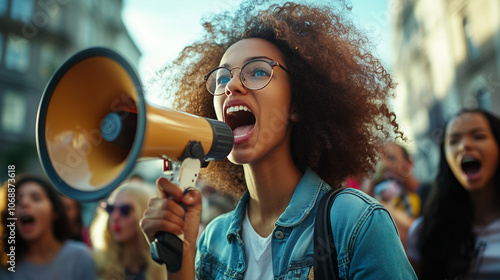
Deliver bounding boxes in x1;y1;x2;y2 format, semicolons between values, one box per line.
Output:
391;0;500;182
0;0;140;182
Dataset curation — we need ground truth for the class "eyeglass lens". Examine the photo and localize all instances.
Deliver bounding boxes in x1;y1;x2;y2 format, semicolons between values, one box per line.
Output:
104;204;131;216
206;60;274;95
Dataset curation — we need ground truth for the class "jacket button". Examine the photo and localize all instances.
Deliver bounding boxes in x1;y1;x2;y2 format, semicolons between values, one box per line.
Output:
275;230;284;240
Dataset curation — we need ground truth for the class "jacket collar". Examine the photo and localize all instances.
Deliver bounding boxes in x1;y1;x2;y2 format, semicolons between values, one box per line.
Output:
226;168;329;243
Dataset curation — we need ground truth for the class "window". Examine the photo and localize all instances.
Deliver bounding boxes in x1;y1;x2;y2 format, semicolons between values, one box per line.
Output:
5;33;30;72
1;90;27;134
11;0;34;23
39;42;63;81
0;0;7;16
476;87;491;111
463;16;480;61
81;20;95;46
0;33;4;64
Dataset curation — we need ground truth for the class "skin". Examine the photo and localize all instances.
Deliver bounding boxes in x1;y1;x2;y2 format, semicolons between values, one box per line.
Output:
445;112;500;226
108;192;147;274
140;38;303;280
378;142;421;243
60;196;81;238
108;193;138;245
15;182;63;265
381;143;414;189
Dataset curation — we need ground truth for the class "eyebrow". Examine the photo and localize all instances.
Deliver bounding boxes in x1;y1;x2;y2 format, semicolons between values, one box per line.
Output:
220;56;275;68
446;127;489;138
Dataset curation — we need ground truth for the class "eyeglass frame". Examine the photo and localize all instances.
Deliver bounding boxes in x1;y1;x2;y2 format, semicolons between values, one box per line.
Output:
203;59;289;96
100;201;133;217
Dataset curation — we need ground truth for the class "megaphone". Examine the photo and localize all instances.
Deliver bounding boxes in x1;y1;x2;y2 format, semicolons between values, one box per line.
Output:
36;47;233;202
36;47;234;273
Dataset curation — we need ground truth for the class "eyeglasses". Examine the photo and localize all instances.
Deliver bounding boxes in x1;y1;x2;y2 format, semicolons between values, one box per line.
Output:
203;59;288;96
100;202;132;217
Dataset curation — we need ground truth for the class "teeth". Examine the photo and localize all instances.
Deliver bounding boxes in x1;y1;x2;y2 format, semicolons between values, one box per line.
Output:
226;105;251;115
462;156;478;163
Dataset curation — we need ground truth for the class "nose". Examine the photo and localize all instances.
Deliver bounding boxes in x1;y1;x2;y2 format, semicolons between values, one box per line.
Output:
457;136;473;153
18;196;30;208
224;68;246;96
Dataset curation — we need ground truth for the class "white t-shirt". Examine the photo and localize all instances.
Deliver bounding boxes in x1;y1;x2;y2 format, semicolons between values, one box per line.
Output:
406;217;500;279
242;208;273;280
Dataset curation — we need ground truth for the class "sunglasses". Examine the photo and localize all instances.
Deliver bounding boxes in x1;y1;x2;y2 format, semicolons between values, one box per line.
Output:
100;202;132;217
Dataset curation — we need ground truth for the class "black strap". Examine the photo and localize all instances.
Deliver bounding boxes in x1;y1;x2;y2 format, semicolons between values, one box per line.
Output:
314;187;344;280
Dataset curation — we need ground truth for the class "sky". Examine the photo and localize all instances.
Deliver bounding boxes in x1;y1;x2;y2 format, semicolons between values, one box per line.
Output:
122;0;395;103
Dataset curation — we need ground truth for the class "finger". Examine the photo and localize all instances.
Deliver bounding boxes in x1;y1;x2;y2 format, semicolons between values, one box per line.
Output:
147;197;186;218
140;217;184;242
156;177;184;200
142;205;186;227
180;189;203;246
181;188;202;206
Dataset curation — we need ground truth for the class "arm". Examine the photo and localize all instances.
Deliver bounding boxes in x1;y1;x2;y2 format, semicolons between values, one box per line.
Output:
381;201;415;244
140;177;202;280
347;208;417;279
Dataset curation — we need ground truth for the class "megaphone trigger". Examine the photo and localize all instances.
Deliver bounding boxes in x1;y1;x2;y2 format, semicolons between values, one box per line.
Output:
154;155;202;273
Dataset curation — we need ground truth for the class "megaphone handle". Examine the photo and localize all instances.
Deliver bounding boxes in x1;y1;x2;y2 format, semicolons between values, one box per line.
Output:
151;158;201;273
150;231;184;272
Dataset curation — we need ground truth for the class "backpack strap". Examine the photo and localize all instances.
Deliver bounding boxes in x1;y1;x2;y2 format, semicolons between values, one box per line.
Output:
314;187;345;280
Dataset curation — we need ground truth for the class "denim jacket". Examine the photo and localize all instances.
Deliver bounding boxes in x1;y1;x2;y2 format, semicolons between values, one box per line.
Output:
196;168;417;279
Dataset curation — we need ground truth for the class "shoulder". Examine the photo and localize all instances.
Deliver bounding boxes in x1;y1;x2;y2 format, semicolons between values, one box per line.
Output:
61;241;96;279
62;240;92;255
198;211;234;246
330;188;387;219
329;188;399;246
59;240;94;264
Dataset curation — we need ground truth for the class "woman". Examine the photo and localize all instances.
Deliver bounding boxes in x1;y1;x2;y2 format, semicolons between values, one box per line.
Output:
141;1;416;279
90;181;165;280
59;195;92;247
0;174;95;279
406;109;500;279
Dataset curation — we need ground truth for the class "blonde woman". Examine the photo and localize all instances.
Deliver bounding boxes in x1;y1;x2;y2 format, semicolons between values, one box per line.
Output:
90;181;166;280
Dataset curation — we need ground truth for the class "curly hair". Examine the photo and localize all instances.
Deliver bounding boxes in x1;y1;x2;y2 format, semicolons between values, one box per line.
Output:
156;0;400;198
418;108;500;279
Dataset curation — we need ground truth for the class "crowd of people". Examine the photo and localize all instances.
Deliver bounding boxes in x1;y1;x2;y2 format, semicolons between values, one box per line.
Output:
0;1;499;279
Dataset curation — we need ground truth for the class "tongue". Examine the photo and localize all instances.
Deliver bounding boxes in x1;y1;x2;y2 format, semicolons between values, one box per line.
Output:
21;223;35;232
463;163;481;180
233;124;254;137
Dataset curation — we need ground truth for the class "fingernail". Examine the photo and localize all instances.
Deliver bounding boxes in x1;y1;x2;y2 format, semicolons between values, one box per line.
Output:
185;196;194;204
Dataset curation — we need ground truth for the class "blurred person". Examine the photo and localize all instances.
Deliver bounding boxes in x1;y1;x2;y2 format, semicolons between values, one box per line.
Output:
372;141;424;243
140;1;417;279
90;181;165;280
0;174;95;279
406;109;500;279
59;195;92;247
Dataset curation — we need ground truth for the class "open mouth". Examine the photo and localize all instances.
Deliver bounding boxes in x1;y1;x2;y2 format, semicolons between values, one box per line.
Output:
18;214;36;233
225;105;256;138
20;214;35;225
461;156;482;179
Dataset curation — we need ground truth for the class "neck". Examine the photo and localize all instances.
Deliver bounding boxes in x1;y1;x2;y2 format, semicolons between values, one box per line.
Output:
243;146;302;237
26;232;63;265
470;182;500;227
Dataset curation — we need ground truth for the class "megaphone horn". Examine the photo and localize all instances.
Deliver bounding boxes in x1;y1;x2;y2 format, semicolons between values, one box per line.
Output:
36;47;234;202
